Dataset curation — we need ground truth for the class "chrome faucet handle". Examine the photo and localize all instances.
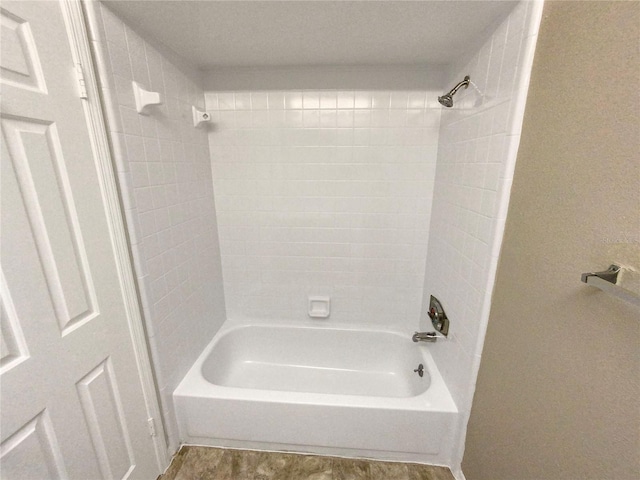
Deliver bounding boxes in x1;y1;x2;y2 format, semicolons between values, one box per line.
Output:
427;296;449;336
412;331;437;343
428;307;440;325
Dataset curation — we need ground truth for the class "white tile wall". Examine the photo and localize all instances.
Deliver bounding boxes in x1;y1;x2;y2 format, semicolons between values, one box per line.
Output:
84;3;226;451
205;89;442;330
418;0;544;471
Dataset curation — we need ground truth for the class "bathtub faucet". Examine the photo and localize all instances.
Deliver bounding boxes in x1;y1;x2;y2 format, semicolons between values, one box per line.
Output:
412;331;438;343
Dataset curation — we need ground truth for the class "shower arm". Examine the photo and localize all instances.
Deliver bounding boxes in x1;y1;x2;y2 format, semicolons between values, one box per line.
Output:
447;75;471;96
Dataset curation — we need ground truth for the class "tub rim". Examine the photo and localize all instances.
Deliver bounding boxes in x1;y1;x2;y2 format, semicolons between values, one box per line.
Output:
174;318;457;413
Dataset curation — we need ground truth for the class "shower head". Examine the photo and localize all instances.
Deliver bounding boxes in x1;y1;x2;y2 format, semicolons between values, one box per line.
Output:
438;94;454;108
438;75;471;108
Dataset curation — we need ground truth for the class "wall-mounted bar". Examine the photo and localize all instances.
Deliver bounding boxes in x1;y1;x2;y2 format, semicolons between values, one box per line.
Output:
192;106;211;127
581;264;640;308
133;81;162;115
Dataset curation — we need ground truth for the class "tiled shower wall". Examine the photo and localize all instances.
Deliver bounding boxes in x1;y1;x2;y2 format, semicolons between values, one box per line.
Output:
419;0;544;470
84;3;226;450
205;88;443;329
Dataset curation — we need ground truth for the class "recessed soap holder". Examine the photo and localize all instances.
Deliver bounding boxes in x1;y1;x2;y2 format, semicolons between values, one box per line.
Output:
308;296;330;319
428;295;449;336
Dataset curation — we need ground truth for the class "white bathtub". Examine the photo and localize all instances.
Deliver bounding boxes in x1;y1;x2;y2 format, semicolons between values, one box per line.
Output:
174;320;457;464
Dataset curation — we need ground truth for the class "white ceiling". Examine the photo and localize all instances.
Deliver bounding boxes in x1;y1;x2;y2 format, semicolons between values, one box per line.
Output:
103;1;518;69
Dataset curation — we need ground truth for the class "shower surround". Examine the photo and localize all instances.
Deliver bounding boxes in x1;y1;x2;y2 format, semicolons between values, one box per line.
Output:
84;0;544;475
420;0;544;471
199;0;543;472
204;87;443;329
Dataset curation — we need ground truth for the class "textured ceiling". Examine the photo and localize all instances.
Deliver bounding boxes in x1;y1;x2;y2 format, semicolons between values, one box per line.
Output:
103;1;518;69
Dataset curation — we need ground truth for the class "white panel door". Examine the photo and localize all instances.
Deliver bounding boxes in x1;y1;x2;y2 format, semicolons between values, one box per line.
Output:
0;1;160;478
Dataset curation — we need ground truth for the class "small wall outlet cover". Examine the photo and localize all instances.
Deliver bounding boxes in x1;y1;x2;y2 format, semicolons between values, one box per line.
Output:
308;296;330;318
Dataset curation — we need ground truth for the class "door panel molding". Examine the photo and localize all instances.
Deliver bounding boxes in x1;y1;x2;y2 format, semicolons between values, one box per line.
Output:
0;409;69;479
0;270;29;375
0;6;47;93
1;115;100;335
77;357;135;479
58;0;168;468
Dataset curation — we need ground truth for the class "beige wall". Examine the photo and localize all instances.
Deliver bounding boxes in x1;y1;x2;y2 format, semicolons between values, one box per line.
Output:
462;2;640;480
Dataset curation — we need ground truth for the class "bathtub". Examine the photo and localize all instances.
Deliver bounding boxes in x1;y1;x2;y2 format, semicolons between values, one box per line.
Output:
174;320;457;464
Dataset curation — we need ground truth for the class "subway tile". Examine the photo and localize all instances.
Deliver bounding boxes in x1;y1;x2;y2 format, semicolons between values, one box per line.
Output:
267;91;285;109
119;106;142;136
162;62;178;99
138;108;158;138
303;91;320;109
284;110;304;128
144;137;161;162
371;91;391;109
251;92;269;109
134;187;155;213
388;109;407;127
336;91;355;109
125;27;149;85
486;43;504;100
483;163;501;191
139;210;158;238
204;92;218;110
148;163;165;187
113;74;136;108
370;110;389;127
125;134;146;162
235;92;251;110
390;91;409;109
108;43;133;80
353;110;371;127
498;37;522;99
144;47;165;95
284;92;303;109
235;110;252;127
100;5;127;49
336;110;354;127
217;92;235;110
319;92;337;109
303;109;320;128
319;110;337;128
408;91;426;109
129;161;149;188
354;91;372;109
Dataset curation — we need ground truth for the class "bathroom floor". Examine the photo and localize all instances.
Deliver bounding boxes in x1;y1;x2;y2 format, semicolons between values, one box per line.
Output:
159;446;455;480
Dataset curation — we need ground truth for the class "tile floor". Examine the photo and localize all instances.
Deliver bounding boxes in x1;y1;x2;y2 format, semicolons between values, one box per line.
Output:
160;446;455;480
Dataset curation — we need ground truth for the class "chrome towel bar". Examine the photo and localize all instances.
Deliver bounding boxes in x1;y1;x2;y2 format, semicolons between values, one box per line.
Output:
581;264;640;308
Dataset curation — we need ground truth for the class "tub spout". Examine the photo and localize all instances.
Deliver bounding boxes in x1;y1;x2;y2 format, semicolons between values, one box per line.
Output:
412;331;437;343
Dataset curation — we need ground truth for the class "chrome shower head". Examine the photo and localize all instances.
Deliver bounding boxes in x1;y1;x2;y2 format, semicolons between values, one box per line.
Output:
437;94;454;108
438;75;471;108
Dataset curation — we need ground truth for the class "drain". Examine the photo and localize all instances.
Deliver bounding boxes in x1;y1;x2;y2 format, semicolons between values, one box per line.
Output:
413;363;424;377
